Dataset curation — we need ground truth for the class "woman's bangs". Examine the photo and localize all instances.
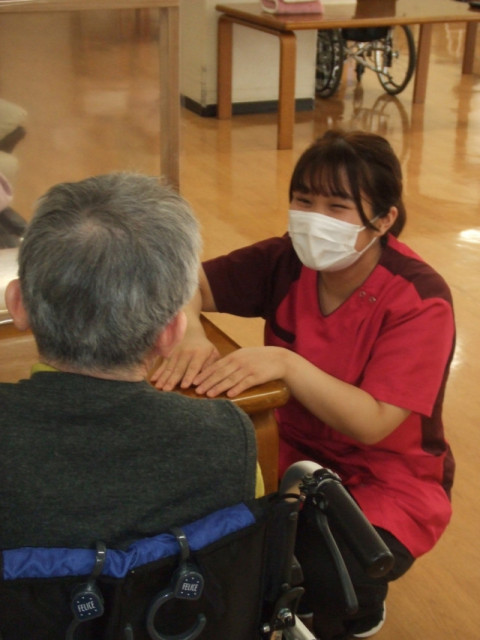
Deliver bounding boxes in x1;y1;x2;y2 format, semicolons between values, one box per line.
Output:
297;160;352;199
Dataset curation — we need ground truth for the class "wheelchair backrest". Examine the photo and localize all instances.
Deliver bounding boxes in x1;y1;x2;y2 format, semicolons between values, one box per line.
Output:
0;496;300;640
341;27;390;42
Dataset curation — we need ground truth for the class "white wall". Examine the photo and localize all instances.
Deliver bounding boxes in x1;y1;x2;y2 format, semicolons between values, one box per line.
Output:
180;0;317;111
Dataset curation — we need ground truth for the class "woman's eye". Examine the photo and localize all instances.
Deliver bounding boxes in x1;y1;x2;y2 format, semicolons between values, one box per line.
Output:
293;196;312;206
330;202;352;211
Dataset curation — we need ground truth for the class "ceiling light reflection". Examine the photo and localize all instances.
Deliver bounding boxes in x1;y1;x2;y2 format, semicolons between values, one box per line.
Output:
458;228;480;244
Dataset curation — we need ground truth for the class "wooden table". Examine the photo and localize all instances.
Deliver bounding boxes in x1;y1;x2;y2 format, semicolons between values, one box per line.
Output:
0;0;180;188
216;0;480;149
0;316;289;493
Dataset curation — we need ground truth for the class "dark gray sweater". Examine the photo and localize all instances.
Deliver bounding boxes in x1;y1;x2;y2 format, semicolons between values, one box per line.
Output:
0;372;257;549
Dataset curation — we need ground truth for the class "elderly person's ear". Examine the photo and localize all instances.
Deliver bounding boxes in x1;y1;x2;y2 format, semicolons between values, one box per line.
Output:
153;311;187;359
5;278;30;330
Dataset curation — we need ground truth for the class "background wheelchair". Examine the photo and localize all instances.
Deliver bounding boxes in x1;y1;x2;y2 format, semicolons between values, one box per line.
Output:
316;25;417;98
0;463;393;640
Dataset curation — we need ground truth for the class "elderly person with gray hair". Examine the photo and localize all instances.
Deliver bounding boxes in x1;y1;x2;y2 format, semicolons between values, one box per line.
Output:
0;172;260;550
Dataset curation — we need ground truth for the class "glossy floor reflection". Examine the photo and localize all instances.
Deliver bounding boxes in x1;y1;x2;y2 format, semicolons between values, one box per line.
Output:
1;10;479;639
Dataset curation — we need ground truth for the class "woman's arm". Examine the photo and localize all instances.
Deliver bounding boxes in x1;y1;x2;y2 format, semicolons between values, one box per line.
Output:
192;346;410;444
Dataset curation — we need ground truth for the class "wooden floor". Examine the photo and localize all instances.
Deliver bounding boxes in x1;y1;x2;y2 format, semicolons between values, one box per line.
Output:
1;10;479;639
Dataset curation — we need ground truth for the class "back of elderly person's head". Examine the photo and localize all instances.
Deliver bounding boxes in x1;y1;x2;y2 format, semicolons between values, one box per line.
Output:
18;172;201;372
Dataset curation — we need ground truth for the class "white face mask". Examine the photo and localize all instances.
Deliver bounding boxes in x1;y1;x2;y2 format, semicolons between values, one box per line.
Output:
288;209;378;272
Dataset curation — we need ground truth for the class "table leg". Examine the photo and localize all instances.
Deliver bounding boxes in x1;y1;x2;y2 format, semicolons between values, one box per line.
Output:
158;6;180;189
462;21;478;75
412;23;433;104
217;15;233;119
216;17;296;149
277;31;297;151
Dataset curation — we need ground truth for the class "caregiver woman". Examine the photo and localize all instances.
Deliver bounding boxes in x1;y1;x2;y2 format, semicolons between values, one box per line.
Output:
152;129;455;639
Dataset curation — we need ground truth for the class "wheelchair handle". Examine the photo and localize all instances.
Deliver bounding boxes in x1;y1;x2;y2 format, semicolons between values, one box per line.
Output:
300;468;394;578
146;527;207;640
146;591;206;640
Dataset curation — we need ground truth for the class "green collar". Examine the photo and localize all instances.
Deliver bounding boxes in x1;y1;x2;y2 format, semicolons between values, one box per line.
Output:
31;362;58;375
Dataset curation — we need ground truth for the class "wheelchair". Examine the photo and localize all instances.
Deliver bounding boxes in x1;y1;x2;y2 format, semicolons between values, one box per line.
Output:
316;25;416;98
0;462;394;640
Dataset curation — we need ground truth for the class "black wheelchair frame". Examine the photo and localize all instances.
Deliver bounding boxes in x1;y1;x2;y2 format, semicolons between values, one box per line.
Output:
316;25;417;98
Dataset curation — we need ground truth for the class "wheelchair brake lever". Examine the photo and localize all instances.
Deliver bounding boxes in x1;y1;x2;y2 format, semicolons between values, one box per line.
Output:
300;468;394;578
311;508;358;615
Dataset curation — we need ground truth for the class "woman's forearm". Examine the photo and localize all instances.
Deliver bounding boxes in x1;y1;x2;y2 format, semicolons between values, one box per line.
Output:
281;349;409;444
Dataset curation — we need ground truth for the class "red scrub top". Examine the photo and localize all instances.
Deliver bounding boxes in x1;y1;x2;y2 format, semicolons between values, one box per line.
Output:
204;234;455;557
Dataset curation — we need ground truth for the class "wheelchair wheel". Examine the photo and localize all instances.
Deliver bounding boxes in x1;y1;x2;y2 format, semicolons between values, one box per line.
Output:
315;30;344;98
374;25;416;95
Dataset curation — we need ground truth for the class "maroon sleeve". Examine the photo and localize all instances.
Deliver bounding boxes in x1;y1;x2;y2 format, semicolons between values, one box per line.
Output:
203;235;301;319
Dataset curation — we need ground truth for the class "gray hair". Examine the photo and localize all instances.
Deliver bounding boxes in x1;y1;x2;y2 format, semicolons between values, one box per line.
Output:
18;172;201;371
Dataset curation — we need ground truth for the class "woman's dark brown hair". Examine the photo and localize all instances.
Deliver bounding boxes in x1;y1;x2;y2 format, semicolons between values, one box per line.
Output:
289;129;406;240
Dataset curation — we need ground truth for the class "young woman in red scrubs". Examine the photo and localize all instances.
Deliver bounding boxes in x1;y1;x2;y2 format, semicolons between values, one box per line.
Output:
153;129;455;639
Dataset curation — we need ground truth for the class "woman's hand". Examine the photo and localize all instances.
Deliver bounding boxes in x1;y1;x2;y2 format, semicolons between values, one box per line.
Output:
194;344;410;444
151;336;220;391
151;270;220;391
193;346;288;398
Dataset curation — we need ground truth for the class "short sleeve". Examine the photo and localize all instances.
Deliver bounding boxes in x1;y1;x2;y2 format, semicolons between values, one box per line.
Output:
203;236;301;319
360;294;455;416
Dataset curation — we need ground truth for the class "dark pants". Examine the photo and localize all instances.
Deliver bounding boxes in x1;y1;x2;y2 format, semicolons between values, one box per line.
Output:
295;510;414;640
